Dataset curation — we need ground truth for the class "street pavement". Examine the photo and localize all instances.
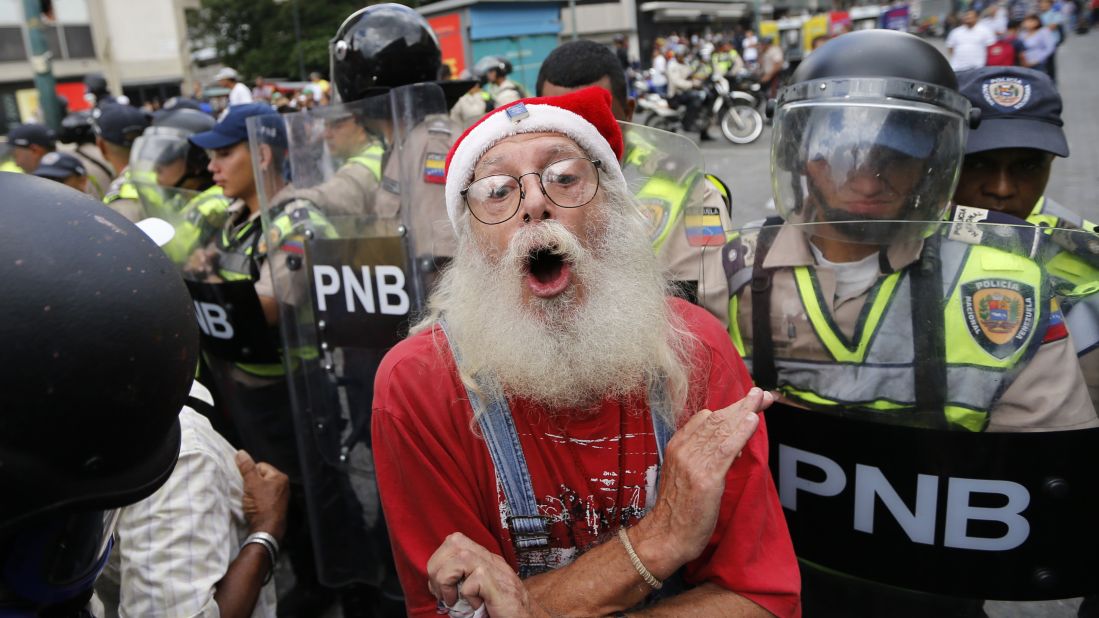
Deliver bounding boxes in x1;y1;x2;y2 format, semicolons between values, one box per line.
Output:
698;31;1099;228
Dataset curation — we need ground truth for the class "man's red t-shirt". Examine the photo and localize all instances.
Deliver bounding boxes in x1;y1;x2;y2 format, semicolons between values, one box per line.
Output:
372;299;801;617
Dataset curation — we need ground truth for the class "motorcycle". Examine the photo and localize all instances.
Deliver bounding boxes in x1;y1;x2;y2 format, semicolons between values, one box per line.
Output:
640;73;764;146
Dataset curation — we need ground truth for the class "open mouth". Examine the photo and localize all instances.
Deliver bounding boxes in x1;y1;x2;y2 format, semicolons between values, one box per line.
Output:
523;245;573;298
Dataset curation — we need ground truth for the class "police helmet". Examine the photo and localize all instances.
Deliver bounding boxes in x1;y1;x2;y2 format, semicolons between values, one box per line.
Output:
771;30;974;243
83;73;109;99
0;174;196;610
331;3;442;101
131;108;217;191
58;111;96;145
473;55;512;82
330;3;476;107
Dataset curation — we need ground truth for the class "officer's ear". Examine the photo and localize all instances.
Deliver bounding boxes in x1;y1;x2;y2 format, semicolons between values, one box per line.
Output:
258;143;274;171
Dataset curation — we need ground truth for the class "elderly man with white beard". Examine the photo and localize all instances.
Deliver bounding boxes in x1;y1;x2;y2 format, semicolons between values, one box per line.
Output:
371;87;800;618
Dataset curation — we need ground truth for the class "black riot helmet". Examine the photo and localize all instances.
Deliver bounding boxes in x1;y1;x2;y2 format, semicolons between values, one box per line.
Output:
331;3;441;101
58;110;96;145
770;30;974;243
0;174;196;612
0;174;196;524
131;108;217;191
330;3;475;107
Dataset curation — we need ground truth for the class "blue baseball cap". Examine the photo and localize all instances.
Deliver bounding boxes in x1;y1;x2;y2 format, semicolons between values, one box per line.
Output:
957;67;1068;157
8;123;56;149
92;104;149;147
33;152;86;179
189;103;280;150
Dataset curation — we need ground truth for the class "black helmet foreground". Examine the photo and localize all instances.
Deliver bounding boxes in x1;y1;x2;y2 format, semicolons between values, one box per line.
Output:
0;174;197;531
330;3;475;106
771;30;973;244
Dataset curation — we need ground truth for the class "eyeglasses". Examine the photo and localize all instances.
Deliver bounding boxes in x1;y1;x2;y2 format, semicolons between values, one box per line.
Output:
461;158;603;225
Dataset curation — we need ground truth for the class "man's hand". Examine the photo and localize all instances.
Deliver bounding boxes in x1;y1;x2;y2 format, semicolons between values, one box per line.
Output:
235;450;289;542
427;533;548;618
632;387;771;577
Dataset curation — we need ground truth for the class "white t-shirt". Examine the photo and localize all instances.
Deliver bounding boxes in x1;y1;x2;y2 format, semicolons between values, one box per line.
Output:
946;24;997;70
809;242;882;303
229;82;254;106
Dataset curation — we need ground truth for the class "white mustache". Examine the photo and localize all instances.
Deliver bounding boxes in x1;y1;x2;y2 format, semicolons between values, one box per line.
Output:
502;220;589;271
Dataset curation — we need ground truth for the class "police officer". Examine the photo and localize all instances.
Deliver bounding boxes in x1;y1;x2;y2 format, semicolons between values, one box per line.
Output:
329;3;476;260
58;111;115;199
129;107;232;264
953;66;1099;416
6;123;56;174
724;30;1097;614
31;151;89;192
83;72;118;108
536;39;735;325
476;55;525;105
186;103;341;615
0;173;196;616
96;104;151;222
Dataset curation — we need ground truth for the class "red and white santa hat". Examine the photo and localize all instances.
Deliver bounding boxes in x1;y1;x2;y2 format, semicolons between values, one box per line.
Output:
444;86;628;230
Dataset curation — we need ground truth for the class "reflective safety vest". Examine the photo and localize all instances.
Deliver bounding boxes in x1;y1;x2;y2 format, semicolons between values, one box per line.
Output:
1027;195;1099;233
0;160;22;173
161;185;231;264
103;170;139;205
215;202;334;378
346;143;384;181
731;237;1051;432
623;136;699;253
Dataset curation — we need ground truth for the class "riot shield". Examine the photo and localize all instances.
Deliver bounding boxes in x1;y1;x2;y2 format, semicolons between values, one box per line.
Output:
620;121;726;315
129;132;227;266
250;85;452;589
723;212;1099;602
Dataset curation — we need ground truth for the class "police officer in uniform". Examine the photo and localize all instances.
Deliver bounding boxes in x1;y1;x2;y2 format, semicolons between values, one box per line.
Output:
953;66;1099;411
5;123;56;174
476;55;525;106
536;39;735;325
723;30;1098;615
328;3;475;263
0;173;197;616
129;107;232;264
96;104;151;222
58;110;116;200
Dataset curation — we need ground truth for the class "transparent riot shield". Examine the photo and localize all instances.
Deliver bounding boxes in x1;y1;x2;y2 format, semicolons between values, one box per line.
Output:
723;211;1099;602
250;85;452;590
620;121;727;316
129;132;228;266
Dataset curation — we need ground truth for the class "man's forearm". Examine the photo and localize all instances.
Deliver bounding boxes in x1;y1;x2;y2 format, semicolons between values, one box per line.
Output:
214;543;270;618
524;530;661;616
629;583;774;617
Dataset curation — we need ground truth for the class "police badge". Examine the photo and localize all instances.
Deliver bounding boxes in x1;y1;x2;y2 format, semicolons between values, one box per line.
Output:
961;279;1037;360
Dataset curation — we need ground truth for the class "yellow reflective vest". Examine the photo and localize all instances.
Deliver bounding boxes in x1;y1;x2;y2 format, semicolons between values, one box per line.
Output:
730;235;1052;432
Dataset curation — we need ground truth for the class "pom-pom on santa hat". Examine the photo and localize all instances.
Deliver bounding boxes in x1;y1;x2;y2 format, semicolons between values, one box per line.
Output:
444;86;628;231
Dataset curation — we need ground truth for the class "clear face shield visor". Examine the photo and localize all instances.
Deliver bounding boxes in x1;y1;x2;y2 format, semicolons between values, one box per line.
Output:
0;508;120;611
771;78;969;244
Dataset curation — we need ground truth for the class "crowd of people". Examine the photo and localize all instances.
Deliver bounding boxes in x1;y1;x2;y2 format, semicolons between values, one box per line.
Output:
946;0;1084;79
1;3;1098;618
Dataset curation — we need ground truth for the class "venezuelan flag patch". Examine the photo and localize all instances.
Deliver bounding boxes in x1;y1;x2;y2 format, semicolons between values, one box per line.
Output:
423;153;446;184
1043;299;1069;343
685;206;725;247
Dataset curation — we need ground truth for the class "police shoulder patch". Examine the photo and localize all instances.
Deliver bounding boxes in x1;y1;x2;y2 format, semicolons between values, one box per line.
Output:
637;196;671;243
423;152;446;184
961;279;1037;359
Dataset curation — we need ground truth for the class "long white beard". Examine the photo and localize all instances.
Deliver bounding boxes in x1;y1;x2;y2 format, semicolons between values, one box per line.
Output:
427;192;692;417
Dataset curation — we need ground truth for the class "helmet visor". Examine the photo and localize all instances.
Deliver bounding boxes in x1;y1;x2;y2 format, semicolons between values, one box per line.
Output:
771;99;966;244
1;508;119;606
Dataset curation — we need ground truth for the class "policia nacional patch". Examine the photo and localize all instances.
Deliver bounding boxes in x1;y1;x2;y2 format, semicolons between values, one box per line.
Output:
638;196;671;243
961;279;1036;360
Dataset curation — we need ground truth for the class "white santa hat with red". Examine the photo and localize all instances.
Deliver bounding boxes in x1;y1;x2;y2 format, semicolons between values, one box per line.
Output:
444;86;628;231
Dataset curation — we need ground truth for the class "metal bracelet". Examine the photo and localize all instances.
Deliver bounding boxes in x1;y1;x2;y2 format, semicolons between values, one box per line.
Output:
241;532;279;584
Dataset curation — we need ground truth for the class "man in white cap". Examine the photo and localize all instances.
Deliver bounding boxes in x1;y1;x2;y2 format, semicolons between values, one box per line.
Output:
372;87;800;617
217;67;254;107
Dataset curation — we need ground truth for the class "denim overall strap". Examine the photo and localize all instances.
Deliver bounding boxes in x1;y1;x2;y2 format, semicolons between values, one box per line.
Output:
439;320;677;579
438;320;551;574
